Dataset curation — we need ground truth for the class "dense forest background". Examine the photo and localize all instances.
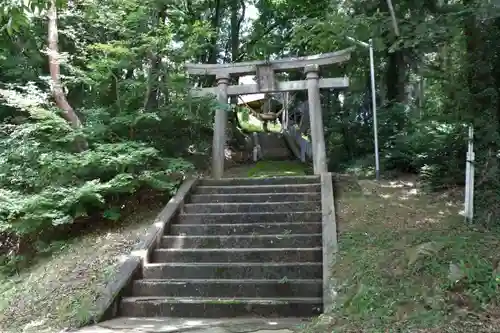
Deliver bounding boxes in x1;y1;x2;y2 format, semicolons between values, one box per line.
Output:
1;0;500;265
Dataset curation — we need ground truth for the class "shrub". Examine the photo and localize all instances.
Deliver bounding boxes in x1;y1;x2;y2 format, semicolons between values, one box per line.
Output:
384;120;466;189
0;84;195;266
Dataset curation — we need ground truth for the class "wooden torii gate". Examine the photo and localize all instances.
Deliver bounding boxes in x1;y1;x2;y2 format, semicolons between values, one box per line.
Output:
186;48;353;179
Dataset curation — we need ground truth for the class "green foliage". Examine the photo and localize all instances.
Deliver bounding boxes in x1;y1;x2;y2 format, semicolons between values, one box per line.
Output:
446;259;500;307
384;119;467;189
0;0;219;268
333;218;500;330
406;241;444;268
0;0;499;275
0;86;195;240
1;0;500;330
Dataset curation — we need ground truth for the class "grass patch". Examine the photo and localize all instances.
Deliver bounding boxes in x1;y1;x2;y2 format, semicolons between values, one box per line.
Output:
246;160;311;178
222;160;311;178
303;177;500;333
0;200;165;333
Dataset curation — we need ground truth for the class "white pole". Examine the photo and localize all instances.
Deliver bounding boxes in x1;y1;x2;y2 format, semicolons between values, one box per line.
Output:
369;39;380;180
470;146;475;223
347;36;381;180
464;138;470;220
466;126;475;223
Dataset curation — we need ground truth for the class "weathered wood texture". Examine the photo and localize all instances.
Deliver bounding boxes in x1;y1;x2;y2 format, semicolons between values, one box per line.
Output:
185;48;353;76
191;77;349;97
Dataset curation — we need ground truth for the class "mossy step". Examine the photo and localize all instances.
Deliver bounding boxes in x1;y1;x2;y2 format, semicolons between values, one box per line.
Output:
194;184;320;195
199;176;319;186
183;201;320;214
152;247;322;263
131;278;322;298
119;296;322;317
159;234;322;249
189;192;321;204
169;222;322;236
176;212;322;224
142;262;322;280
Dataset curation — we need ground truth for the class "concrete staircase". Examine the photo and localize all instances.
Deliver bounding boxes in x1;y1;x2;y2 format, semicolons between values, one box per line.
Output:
257;133;294;160
118;176;323;318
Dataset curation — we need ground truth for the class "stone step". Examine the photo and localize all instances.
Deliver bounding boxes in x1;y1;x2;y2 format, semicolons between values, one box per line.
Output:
260;140;288;147
169;222;322;236
159;234;322;249
199;176;319;187
194;184;321;195
189;192;321;204
261;149;292;159
132;279;322;298
143;262;322;279
183;201;320;214
261;137;288;146
176;212;322;224
119;296;322;318
152;247;322;263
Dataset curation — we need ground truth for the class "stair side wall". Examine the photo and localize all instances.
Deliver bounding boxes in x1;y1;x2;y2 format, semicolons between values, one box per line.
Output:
91;178;198;323
320;172;338;312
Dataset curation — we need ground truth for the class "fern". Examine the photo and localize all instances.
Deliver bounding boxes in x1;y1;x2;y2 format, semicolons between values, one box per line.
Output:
407;241;444;267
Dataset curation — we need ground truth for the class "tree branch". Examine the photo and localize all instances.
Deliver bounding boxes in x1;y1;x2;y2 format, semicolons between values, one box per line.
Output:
235;20;285;62
385;0;400;36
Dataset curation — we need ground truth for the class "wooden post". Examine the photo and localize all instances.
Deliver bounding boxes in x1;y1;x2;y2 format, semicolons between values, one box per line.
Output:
305;64;328;174
212;74;229;179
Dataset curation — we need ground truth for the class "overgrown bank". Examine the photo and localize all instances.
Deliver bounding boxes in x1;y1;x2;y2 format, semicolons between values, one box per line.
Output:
0;96;198;272
303;177;500;332
0;199;166;333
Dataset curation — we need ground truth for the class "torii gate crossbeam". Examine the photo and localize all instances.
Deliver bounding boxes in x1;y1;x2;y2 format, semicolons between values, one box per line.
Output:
185;48;353;179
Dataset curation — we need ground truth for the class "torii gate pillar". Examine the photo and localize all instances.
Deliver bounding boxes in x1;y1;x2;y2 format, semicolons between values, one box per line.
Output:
305;64;327;174
212;74;229;179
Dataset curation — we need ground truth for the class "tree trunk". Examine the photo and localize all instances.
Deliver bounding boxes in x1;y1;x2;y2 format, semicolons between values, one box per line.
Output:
143;54;162;111
463;0;500;222
229;0;245;100
227;0;246;150
48;0;87;150
202;0;223;87
386;50;406;104
144;9;167;110
208;0;222;65
380;0;407;108
385;0;400;36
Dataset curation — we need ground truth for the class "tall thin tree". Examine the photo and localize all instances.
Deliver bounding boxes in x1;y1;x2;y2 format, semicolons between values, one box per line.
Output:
48;0;87;150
